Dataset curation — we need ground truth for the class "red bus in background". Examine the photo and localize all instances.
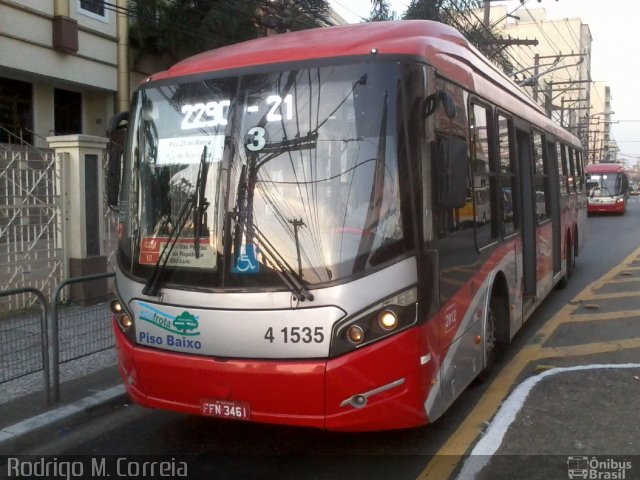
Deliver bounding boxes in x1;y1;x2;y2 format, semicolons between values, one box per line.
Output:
585;163;629;215
106;20;587;431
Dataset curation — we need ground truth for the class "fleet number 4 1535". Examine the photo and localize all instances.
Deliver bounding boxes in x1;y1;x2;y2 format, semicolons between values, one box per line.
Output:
264;326;324;344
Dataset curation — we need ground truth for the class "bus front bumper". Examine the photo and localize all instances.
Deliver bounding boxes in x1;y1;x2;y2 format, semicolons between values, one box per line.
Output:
114;320;433;432
587;199;625;213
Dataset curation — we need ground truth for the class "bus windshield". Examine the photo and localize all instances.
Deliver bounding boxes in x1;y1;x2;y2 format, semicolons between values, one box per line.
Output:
586;173;620;197
119;61;416;290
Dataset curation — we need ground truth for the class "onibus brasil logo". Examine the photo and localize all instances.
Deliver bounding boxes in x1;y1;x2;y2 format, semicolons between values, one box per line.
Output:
138;302;202;350
567;456;632;479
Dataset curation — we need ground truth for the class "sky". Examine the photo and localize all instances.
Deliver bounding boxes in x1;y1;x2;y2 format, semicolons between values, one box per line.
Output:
329;0;640;162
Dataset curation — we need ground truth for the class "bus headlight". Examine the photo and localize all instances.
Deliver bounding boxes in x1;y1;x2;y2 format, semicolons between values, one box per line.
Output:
120;314;133;329
378;310;398;330
110;299;123;314
330;287;418;357
347;325;365;344
110;298;135;338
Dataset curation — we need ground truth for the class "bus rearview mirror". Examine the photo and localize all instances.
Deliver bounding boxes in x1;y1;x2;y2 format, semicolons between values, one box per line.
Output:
438;135;469;209
106;112;129;210
425;91;456;119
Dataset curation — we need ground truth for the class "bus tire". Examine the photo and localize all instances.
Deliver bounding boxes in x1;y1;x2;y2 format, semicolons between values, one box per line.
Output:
556;236;573;290
478;291;508;382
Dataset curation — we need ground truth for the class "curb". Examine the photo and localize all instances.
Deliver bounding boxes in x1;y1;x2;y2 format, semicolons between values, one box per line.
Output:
0;385;126;452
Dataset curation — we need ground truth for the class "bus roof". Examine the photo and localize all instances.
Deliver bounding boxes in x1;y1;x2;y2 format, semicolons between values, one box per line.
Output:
585;163;626;173
150;20;467;80
147;20;580;148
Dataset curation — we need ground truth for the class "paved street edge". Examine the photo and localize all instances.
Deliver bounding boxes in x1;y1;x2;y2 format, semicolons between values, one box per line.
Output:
0;385;126;450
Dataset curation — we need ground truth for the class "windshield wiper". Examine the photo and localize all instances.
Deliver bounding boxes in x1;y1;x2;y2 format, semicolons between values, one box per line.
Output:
193;146;210;258
142;195;195;297
236;216;314;302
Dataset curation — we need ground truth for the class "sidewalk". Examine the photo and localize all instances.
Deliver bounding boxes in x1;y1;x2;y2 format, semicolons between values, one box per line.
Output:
0;354;126;454
458;364;640;480
0;297;123;453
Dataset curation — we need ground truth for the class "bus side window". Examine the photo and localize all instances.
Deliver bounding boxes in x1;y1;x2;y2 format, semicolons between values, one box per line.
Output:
433;81;477;304
433;80;473;239
557;143;569;195
498;114;516;236
575;150;584;192
533;131;550;222
469;102;498;247
568;148;577;193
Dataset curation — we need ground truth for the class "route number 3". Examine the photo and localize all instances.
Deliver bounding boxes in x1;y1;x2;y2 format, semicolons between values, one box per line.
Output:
246;127;266;152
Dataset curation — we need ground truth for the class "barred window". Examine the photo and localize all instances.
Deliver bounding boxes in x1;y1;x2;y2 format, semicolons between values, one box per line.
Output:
79;0;106;18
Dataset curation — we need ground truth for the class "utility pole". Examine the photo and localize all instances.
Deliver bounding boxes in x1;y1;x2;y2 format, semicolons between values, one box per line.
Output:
533;54;539;102
544;81;552;117
479;0;538;56
483;0;491;27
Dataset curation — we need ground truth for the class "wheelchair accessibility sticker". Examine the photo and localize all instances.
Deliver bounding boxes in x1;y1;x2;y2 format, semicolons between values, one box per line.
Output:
233;243;259;273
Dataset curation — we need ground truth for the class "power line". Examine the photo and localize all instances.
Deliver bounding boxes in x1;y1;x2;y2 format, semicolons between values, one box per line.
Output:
454;0;532;73
521;4;564;55
328;0;368;22
488;0;530;29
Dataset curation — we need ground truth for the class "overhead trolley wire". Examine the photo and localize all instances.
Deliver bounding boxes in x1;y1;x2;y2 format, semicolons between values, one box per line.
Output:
451;0;530;74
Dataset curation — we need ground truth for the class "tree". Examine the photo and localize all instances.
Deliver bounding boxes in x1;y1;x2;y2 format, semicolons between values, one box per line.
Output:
256;0;332;33
403;0;513;73
367;0;398;22
404;0;482;24
129;0;332;65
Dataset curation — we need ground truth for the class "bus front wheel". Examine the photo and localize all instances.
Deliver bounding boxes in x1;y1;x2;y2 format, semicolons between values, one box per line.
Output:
556;237;574;289
478;292;508;382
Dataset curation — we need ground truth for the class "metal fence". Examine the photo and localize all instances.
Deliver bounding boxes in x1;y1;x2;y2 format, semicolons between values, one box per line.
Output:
0;273;115;405
0;287;50;403
50;272;116;401
0;136;120;404
0;140;118;316
0;145;64;313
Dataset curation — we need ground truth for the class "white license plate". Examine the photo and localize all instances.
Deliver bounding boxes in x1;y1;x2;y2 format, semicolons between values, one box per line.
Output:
201;399;251;420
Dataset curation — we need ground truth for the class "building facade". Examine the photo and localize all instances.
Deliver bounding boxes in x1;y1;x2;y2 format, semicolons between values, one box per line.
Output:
588;82;617;163
0;0;128;147
0;1;348;150
492;8;592;126
485;6;616;164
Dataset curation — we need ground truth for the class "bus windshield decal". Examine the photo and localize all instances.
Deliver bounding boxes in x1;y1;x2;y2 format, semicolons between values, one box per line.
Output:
232;243;259;274
157;135;224;165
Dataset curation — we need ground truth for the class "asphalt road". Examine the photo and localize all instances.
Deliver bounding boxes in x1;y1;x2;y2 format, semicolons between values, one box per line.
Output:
10;195;640;480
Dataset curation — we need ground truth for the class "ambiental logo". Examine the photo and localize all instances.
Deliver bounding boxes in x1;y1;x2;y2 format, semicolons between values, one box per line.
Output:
138;302;201;337
567;456;632;479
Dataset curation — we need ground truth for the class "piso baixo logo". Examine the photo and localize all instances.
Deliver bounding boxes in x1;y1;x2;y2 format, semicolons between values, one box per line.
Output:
138;303;203;350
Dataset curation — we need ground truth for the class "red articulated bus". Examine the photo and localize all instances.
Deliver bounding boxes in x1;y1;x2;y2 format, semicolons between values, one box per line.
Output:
585;162;629;215
106;20;587;431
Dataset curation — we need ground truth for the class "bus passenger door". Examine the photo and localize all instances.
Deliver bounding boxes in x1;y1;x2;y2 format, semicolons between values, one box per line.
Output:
515;128;536;311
